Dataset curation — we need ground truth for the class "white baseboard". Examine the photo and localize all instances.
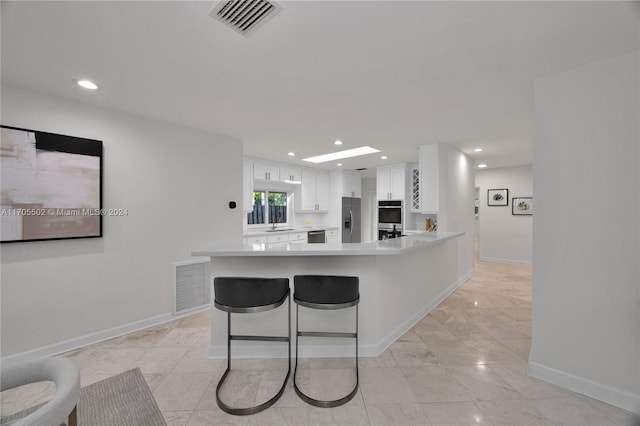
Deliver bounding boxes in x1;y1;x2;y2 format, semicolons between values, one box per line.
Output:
528;361;640;415
1;307;209;366
208;268;476;360
479;256;532;266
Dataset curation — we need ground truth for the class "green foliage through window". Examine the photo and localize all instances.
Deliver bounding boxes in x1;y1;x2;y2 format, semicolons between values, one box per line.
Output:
247;191;288;225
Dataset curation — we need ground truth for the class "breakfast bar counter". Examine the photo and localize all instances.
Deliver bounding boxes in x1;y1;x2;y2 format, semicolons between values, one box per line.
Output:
193;232;470;359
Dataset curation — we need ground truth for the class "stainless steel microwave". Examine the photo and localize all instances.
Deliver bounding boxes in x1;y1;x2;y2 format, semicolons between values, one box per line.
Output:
378;200;403;225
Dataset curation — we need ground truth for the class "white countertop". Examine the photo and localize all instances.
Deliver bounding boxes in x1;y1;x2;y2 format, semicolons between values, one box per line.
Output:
193;231;463;257
243;226;339;238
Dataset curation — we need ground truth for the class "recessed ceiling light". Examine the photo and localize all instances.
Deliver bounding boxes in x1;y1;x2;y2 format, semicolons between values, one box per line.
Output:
303;146;380;164
288;152;295;156
474;148;483;152
477;164;488;168
76;79;99;90
334;140;343;146
381;155;388;160
337;163;343;167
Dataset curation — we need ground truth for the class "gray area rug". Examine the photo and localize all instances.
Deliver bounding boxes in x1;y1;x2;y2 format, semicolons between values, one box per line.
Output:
2;368;166;426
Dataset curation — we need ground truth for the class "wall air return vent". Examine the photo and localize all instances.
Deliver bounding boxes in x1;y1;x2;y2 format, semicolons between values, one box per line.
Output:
209;0;283;37
173;259;211;315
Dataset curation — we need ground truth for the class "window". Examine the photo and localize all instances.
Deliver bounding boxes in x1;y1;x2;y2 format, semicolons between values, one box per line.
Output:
247;190;288;226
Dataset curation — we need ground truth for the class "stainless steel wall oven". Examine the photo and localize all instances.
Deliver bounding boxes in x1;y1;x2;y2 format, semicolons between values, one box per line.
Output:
378;200;403;240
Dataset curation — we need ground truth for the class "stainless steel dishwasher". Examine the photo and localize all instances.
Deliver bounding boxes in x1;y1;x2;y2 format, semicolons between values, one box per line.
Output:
307;230;326;243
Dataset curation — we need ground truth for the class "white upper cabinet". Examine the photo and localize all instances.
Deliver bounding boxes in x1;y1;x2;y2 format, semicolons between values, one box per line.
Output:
316;170;330;210
419;144;439;213
296;169;329;212
377;164;406;200
254;163;280;181
342;171;362;198
280;166;301;183
243;161;254;212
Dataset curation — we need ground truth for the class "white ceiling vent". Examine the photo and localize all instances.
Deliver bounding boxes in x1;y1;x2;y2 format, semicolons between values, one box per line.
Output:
209;0;282;37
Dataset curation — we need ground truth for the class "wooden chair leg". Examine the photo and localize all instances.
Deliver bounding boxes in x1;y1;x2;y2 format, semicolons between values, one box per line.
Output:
68;405;78;426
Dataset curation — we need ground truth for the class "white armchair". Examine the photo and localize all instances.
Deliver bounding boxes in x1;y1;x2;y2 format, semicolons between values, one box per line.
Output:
1;357;80;426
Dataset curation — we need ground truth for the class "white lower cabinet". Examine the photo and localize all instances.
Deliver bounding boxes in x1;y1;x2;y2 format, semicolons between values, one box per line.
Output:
326;229;339;243
267;234;289;245
244;236;267;244
289;232;308;244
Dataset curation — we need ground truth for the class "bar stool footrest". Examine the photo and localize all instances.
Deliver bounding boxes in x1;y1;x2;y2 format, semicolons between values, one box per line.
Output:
216;366;290;416
297;331;357;338
293;367;358;408
230;335;289;342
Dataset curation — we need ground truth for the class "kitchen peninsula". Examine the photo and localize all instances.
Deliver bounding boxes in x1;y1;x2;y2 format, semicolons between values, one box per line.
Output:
193;231;468;359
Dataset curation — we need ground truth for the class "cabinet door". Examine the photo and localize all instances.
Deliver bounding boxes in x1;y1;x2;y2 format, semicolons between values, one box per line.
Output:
280;166;301;183
389;167;405;200
315;171;330;211
289;232;308;244
419;145;439;212
267;234;288;245
245;235;267;244
299;169;318;211
254;163;279;181
342;172;362;198
243;161;254;212
377;169;391;200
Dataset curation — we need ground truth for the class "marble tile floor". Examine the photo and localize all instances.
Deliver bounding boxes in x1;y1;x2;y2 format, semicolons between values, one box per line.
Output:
2;261;637;425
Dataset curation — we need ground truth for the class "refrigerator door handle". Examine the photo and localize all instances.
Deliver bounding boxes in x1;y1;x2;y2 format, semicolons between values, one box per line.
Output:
350;210;353;236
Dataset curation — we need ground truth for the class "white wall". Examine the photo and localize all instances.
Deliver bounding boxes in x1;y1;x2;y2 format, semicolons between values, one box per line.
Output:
362;177;376;242
439;144;476;280
475;165;533;265
1;85;243;358
530;51;639;413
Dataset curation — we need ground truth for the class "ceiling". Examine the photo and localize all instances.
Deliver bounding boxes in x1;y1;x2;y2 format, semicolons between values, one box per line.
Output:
2;1;638;175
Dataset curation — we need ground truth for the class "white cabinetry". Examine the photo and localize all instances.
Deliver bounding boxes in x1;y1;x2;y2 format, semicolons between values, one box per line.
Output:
326;229;339;243
254;163;280;181
243;161;254;212
289;232;308;244
296;169;329;212
280;166;301;183
267;234;288;245
410;165;420;213
419;145;439;213
244;235;267;244
377;165;406;200
341;171;362;198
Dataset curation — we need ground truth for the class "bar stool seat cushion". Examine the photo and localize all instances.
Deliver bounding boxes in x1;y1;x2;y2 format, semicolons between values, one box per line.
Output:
294;275;359;305
214;277;289;309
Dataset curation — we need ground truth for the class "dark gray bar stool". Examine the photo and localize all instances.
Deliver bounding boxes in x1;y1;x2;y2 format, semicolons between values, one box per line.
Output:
293;275;359;408
213;277;291;416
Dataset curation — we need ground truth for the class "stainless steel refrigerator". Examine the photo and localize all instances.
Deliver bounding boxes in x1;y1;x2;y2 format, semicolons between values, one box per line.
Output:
342;197;361;243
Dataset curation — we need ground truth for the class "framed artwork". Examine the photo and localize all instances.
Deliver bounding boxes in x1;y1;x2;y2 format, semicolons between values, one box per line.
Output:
487;188;508;206
512;197;533;215
1;125;103;243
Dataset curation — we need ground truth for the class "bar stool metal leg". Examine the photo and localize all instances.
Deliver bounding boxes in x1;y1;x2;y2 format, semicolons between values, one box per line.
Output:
293;304;359;408
215;290;291;416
